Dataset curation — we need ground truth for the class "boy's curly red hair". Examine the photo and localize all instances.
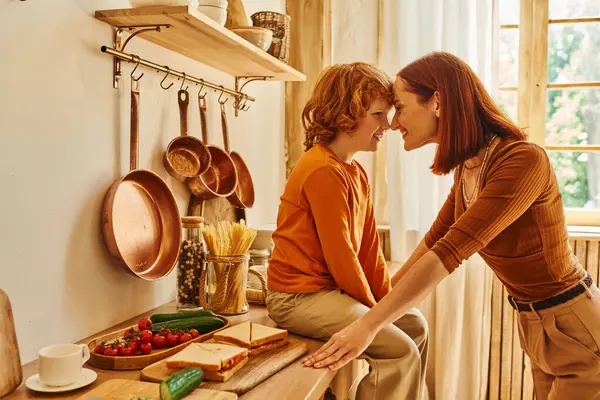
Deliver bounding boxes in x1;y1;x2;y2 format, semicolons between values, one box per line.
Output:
302;63;393;151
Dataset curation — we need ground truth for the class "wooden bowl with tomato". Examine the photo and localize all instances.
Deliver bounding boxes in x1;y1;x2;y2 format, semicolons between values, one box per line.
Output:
86;310;229;370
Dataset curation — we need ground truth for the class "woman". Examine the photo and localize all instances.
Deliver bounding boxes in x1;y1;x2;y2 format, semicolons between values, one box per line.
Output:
266;62;429;400
303;52;600;400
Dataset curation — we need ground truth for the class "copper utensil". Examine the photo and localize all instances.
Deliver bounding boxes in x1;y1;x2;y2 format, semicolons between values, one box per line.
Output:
221;103;255;208
187;96;238;200
163;89;212;181
101;78;181;280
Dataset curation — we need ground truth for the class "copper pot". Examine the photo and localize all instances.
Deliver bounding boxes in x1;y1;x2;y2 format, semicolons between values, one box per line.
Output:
221;103;255;208
163;89;212;181
101;79;182;280
187;96;238;199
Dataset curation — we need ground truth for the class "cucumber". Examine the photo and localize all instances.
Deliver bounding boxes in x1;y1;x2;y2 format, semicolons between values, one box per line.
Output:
152;316;225;334
160;367;204;400
150;310;217;324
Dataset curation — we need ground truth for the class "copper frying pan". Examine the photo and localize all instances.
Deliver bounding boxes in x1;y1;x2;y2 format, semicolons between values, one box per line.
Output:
163;89;212;181
187;96;238;199
102;78;182;280
220;102;255;208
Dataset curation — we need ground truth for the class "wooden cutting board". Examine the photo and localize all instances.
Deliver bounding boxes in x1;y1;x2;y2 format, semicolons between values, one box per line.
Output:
188;194;245;225
141;337;308;395
76;379;237;399
0;289;22;397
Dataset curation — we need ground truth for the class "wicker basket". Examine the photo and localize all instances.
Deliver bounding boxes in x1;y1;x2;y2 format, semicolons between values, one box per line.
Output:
250;11;291;63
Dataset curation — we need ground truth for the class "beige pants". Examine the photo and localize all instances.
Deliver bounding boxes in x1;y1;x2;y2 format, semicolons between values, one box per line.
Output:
266;289;429;400
516;282;600;399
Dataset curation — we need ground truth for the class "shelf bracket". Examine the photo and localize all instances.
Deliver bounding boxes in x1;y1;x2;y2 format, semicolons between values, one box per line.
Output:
234;76;273;116
112;24;171;89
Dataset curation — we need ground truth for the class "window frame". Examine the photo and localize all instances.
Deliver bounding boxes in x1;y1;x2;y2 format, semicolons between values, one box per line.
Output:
496;0;600;226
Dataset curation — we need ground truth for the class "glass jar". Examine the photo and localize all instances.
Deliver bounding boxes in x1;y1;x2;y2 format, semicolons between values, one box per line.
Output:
199;253;250;315
176;216;205;311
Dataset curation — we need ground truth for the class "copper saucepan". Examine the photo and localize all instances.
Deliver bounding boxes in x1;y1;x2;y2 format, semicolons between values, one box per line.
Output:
101;78;182;280
163;89;212;181
187;95;238;199
220;102;255;208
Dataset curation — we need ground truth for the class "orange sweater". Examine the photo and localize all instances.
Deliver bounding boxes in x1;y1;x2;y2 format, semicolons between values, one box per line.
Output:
267;144;391;307
426;138;586;301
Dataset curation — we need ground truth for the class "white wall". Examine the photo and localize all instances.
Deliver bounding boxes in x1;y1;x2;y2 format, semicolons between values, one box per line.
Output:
0;0;285;363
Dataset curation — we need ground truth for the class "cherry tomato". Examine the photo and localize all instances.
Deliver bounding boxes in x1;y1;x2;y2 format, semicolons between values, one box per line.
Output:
103;347;119;356
132;337;141;349
189;329;200;339
127;341;139;354
140;330;153;344
158;328;171;337
115;342;124;351
93;345;105;354
166;334;180;347
139;343;152;355
138;317;152;331
123;327;137;339
180;333;193;343
119;346;135;356
152;334;166;349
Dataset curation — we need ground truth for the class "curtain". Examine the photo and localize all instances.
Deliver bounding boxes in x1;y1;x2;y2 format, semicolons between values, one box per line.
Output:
376;1;495;399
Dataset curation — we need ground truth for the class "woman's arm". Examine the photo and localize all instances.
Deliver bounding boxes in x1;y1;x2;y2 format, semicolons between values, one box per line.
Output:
303;250;448;370
390;239;429;287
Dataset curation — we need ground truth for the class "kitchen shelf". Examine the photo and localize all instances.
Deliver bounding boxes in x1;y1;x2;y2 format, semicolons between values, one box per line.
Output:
95;5;306;82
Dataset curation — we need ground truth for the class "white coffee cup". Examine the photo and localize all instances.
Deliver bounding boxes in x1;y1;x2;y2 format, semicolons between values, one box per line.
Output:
38;344;90;387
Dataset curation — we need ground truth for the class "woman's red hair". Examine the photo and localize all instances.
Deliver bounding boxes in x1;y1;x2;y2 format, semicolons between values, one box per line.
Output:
398;52;526;175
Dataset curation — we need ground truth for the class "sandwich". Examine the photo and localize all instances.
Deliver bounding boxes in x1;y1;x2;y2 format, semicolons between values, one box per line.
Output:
165;343;249;382
213;321;288;356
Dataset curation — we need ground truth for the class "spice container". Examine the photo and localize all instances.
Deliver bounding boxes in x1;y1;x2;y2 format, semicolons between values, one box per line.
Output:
176;216;205;310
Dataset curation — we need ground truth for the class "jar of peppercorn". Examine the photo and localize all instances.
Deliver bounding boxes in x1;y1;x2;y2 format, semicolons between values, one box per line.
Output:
176;216;206;310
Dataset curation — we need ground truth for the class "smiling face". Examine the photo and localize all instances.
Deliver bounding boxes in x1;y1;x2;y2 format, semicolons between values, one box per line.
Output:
350;97;392;153
391;77;440;151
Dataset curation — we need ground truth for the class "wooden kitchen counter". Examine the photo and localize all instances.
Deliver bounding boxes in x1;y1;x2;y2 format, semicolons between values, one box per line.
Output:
6;302;336;400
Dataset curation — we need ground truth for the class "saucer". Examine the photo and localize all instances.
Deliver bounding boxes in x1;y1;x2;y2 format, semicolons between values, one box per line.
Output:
25;368;97;393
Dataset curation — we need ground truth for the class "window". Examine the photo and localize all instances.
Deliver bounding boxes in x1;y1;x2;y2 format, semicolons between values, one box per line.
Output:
495;0;600;226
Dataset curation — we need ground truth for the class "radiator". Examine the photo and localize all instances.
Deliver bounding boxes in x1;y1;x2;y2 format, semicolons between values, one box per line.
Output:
488;233;600;400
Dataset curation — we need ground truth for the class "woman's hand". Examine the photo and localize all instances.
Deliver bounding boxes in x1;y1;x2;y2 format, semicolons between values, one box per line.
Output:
302;317;377;371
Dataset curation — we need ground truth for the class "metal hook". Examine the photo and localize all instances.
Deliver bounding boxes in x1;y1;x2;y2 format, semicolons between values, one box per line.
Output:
160;66;174;90
232;95;242;110
236;95;247;110
180;72;188;91
198;79;208;100
218;86;228;105
130;55;144;81
236;95;251;111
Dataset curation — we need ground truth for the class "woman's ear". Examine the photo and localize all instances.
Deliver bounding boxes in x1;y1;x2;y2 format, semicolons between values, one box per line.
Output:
433;91;440;118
